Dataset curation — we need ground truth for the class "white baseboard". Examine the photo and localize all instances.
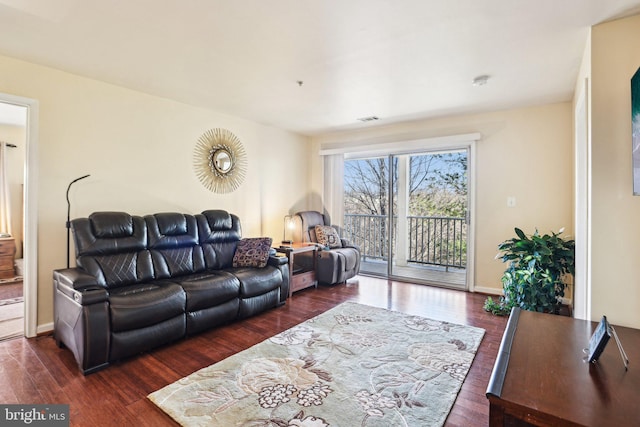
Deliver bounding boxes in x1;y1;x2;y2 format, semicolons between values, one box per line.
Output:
473;286;502;296
37;322;53;335
472;286;573;307
560;296;573;306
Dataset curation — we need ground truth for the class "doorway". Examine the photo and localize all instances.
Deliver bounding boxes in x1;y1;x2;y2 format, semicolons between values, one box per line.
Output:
343;149;470;289
0;94;38;339
0;102;26;340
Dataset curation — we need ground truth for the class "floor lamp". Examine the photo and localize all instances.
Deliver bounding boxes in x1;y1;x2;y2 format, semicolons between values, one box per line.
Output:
66;174;90;268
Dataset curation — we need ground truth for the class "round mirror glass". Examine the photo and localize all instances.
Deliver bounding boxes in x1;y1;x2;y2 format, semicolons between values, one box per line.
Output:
212;149;232;174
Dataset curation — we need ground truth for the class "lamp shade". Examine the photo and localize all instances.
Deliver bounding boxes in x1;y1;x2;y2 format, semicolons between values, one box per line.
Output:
282;215;294;244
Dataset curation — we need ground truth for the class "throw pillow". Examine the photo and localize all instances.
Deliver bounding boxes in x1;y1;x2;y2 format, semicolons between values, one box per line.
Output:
232;237;273;268
314;225;342;249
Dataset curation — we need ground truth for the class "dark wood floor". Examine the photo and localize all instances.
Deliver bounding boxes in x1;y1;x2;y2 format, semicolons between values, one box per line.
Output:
0;276;508;426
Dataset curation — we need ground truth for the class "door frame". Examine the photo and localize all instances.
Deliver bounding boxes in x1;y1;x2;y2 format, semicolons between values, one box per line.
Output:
573;78;590;320
0;93;39;338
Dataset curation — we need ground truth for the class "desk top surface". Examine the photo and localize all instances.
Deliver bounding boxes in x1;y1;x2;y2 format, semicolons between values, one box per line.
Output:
489;309;640;426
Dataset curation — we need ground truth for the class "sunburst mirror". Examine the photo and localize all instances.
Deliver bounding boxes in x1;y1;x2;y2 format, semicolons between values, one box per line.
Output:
193;128;247;193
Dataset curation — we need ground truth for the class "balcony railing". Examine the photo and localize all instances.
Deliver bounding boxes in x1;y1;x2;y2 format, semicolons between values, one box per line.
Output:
343;214;467;269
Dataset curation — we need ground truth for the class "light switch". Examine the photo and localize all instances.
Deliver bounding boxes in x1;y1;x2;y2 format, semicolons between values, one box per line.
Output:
507;196;516;208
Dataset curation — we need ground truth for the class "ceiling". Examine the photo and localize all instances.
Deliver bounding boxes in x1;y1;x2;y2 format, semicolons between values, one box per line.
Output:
1;0;640;135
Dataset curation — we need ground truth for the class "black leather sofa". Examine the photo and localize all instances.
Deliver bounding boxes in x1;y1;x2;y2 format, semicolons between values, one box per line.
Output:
53;209;289;374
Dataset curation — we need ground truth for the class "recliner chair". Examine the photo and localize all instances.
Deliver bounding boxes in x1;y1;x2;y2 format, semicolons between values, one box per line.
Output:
292;211;360;285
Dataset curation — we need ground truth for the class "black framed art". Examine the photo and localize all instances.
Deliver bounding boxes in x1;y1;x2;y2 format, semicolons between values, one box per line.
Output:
632;67;640;194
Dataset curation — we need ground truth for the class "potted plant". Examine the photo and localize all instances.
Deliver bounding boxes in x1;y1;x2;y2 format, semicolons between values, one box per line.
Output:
484;227;575;316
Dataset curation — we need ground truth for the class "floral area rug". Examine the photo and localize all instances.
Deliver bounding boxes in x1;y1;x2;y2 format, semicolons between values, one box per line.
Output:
148;302;485;427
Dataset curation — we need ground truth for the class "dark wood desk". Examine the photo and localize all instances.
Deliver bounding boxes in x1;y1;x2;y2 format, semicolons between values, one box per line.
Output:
486;308;640;426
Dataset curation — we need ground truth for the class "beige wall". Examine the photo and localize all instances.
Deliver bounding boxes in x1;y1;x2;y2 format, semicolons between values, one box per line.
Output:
590;14;640;328
0;40;596;329
0;123;25;258
0;54;312;330
313;102;574;293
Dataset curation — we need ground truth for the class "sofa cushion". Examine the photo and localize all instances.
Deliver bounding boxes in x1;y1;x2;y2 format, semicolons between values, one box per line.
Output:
150;246;206;278
200;210;233;230
197;211;242;269
72;213;147;257
91;212;134;238
232;237;272;268
186;299;240;335
78;251;154;289
110;315;185;361
146;213;205;278
146;213;199;249
315;225;342;248
231;266;282;298
157;213;188;236
109;283;185;332
177;271;241;312
238;288;279;319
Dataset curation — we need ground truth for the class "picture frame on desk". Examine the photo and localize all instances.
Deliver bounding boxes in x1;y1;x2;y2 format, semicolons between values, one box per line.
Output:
586;315;611;363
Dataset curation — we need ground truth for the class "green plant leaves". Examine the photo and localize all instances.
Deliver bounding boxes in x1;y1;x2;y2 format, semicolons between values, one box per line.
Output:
491;227;575;314
483;296;512;316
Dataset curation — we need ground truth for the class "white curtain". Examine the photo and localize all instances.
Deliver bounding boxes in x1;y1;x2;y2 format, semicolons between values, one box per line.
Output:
0;142;11;235
323;154;344;228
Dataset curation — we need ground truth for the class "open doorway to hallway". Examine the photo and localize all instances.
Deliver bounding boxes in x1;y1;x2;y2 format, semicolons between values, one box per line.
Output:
0;102;27;340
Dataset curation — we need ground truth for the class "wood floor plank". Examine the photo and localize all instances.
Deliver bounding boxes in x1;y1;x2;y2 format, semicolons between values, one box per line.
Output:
0;276;508;426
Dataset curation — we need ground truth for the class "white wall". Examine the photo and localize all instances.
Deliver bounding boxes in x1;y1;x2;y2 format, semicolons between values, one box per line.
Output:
590;13;640;328
0;54;312;329
312;102;574;293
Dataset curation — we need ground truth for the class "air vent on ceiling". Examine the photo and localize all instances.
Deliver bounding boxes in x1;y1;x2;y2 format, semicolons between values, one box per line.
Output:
357;116;380;122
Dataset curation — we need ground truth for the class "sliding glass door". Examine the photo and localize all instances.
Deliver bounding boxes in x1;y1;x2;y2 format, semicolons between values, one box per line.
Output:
343;156;395;275
343;149;469;289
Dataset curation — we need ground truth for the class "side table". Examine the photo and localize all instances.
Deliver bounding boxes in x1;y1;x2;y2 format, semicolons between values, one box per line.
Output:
0;237;16;279
275;243;318;298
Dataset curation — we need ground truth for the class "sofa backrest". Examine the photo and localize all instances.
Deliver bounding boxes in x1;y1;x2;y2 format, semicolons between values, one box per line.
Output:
72;212;153;289
71;209;244;287
293;210;329;243
197;210;242;269
146;212;205;279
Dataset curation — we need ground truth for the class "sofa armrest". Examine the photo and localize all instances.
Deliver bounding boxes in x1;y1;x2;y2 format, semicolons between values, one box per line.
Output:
268;255;290;304
54;268;108;305
267;254;288;267
53;268;111;374
340;239;360;252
